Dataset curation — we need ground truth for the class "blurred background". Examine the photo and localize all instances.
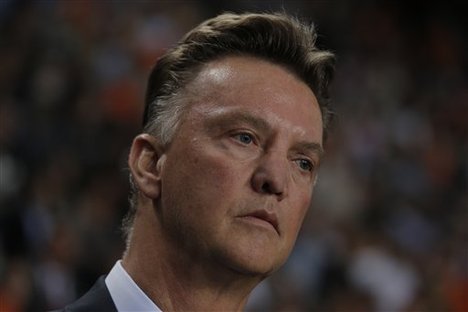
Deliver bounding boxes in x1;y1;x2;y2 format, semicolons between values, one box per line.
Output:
0;1;466;311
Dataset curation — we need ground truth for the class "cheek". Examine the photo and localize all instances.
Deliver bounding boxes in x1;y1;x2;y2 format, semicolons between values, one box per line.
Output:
162;145;244;213
192;155;237;194
285;191;312;235
195;139;250;183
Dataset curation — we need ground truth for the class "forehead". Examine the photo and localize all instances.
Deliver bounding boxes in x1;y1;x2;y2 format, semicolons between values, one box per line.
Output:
183;56;323;140
190;56;315;101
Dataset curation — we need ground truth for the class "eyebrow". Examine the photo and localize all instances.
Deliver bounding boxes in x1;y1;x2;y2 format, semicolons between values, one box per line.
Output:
205;110;272;134
294;141;325;159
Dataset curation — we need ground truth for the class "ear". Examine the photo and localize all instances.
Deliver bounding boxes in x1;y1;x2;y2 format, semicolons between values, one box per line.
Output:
128;133;166;199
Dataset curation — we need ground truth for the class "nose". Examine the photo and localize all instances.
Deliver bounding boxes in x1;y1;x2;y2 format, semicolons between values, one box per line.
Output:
251;152;288;201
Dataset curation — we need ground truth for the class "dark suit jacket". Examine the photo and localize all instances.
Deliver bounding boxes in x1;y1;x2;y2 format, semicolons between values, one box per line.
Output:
59;276;117;312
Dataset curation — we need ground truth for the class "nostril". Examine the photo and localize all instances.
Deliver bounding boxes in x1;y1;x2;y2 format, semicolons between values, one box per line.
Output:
261;182;271;194
261;182;283;197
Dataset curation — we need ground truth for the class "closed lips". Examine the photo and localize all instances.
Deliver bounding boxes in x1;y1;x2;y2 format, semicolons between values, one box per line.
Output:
241;210;279;234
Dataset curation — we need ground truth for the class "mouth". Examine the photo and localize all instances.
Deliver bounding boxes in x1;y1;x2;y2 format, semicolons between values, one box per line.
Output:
239;210;279;235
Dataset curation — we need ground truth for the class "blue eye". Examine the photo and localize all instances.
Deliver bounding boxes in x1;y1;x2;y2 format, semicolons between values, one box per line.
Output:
296;159;313;172
235;133;253;144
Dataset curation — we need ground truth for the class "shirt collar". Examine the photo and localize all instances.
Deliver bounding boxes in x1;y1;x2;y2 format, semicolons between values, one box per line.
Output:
105;260;163;312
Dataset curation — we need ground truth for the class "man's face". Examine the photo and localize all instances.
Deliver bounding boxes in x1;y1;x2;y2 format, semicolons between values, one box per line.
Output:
158;56;323;276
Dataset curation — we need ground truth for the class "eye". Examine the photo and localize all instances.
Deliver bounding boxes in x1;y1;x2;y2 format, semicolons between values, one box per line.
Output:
234;132;254;145
295;159;314;172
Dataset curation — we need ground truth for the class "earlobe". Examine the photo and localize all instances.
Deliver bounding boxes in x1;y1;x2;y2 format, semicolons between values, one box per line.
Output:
128;134;165;199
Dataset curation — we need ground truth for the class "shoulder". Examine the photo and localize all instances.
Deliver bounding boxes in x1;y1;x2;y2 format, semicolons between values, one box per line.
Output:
57;276;117;312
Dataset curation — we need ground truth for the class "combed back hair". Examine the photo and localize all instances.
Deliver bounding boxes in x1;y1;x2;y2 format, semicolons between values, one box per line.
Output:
123;12;335;240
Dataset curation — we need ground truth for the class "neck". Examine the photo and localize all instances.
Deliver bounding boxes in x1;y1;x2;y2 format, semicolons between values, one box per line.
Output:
121;204;263;312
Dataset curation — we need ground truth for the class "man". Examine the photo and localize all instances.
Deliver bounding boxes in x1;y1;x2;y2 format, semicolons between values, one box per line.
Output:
62;11;335;311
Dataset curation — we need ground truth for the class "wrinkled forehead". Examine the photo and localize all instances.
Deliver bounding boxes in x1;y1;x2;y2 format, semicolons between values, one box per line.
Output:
179;55;323;142
186;55;318;107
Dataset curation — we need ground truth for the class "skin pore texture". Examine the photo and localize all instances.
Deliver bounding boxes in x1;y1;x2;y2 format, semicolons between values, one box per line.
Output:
124;55;323;311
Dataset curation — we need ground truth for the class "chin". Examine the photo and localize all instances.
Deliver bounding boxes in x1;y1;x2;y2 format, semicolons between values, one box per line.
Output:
214;246;286;278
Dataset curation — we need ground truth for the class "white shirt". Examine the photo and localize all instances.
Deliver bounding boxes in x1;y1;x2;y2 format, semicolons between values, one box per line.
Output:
105;260;163;312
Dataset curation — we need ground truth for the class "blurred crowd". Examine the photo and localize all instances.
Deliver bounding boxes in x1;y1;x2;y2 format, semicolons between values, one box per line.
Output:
0;1;466;311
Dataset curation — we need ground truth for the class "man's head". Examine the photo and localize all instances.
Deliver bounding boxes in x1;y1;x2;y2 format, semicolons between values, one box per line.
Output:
125;12;334;276
142;12;334;144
